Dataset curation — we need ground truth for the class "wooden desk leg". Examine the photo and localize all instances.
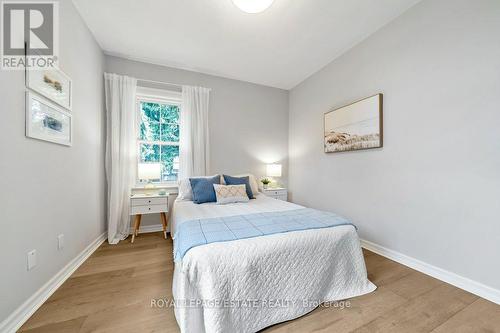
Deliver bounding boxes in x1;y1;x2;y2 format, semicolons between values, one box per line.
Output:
160;212;168;239
131;214;142;243
136;215;142;236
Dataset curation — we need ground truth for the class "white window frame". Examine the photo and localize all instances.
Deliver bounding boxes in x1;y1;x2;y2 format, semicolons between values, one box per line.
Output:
135;87;182;187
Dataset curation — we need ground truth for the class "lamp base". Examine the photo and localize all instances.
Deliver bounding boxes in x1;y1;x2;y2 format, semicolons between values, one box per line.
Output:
144;181;156;189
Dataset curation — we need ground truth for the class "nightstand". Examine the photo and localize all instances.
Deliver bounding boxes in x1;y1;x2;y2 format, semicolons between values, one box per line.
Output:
130;193;169;243
262;188;288;201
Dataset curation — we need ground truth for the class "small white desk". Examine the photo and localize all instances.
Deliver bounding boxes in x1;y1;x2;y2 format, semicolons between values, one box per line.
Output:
130;193;169;243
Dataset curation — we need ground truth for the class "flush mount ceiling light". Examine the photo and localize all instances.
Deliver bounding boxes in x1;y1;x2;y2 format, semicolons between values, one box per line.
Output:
232;0;275;13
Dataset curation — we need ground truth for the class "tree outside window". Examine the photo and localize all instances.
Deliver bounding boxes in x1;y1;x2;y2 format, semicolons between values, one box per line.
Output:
138;101;180;182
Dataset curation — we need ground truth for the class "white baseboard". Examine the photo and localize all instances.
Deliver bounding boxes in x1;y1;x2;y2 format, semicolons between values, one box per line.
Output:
129;223;165;235
361;239;500;305
0;232;107;333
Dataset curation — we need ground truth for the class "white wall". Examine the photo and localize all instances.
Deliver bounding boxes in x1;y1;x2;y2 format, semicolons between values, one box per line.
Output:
0;0;106;322
289;0;500;291
105;55;289;227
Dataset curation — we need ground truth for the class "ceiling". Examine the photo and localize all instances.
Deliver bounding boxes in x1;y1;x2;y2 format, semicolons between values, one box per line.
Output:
73;0;421;89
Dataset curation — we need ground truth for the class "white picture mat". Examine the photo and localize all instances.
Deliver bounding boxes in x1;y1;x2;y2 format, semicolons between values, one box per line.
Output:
26;92;72;146
26;67;72;110
325;94;380;136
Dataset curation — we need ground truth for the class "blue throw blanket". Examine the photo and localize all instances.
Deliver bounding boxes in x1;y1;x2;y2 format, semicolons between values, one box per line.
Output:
173;208;355;261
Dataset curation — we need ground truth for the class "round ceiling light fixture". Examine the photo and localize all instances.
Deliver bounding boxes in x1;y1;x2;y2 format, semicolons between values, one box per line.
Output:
232;0;275;14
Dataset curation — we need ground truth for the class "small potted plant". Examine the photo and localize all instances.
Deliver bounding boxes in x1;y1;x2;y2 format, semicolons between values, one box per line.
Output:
261;177;271;189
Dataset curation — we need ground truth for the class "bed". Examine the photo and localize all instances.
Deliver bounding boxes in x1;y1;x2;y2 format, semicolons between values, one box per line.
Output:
171;193;376;333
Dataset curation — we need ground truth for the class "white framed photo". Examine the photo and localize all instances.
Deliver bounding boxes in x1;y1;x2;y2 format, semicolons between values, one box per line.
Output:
26;67;72;110
26;91;72;146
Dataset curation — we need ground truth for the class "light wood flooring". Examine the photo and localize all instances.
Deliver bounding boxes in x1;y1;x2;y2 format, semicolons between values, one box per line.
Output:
19;232;500;333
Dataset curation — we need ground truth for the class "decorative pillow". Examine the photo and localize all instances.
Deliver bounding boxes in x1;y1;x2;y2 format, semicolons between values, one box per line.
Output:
213;184;249;204
232;174;259;196
223;174;255;199
177;178;194;201
178;175;222;201
189;175;221;204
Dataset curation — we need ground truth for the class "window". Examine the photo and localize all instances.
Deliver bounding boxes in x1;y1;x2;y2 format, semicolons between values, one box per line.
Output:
137;88;181;184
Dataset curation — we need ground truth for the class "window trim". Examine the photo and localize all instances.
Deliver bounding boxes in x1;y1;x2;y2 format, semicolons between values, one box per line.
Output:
135;87;182;187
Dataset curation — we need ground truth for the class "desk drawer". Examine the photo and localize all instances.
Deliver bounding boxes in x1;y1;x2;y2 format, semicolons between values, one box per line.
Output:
131;197;168;206
266;190;286;196
267;193;287;201
275;194;288;201
130;204;166;215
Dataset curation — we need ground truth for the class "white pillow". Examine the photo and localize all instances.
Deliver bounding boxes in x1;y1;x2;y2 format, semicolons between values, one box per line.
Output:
213;184;249;205
232;174;260;196
177;175;223;201
177;179;193;201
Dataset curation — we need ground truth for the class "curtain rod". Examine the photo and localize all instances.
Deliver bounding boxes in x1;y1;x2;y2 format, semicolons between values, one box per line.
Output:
136;78;183;88
136;78;211;91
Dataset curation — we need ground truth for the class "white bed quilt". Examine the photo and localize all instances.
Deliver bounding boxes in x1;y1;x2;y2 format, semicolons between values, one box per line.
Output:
172;196;376;333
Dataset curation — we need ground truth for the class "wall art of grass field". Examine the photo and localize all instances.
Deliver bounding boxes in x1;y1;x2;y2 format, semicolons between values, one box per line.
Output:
324;94;382;153
325;131;380;152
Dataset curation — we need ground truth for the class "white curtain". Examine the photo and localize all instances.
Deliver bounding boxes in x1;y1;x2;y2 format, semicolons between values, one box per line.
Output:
104;73;137;244
179;86;210;178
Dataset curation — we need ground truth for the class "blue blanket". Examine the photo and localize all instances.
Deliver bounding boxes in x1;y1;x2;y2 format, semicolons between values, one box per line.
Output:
173;208;355;261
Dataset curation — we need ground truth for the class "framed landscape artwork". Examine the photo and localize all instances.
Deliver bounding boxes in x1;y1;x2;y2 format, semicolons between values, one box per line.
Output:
26;91;72;146
324;94;383;153
26;67;72;110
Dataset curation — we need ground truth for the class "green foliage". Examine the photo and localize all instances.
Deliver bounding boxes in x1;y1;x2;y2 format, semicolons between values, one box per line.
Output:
140;102;179;142
261;178;271;185
139;102;180;181
140;144;160;162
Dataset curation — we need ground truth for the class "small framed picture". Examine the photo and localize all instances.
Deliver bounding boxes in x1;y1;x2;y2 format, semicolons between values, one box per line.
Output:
26;91;72;146
26;67;72;110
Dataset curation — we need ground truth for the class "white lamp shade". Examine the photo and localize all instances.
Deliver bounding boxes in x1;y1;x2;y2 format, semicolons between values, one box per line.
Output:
232;0;274;13
266;164;282;177
138;163;161;181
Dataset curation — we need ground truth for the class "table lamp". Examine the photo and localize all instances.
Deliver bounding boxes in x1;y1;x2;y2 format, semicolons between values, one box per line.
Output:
138;163;161;188
266;164;282;187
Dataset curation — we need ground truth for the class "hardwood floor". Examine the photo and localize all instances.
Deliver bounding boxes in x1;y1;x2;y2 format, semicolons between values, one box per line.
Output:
19;232;500;333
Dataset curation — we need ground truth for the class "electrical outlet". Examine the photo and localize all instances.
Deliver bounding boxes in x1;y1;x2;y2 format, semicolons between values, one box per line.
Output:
57;234;64;250
27;250;37;271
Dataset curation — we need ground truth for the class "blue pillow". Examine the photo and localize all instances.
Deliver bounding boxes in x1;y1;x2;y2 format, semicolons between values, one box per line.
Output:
189;175;221;204
223;175;255;199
